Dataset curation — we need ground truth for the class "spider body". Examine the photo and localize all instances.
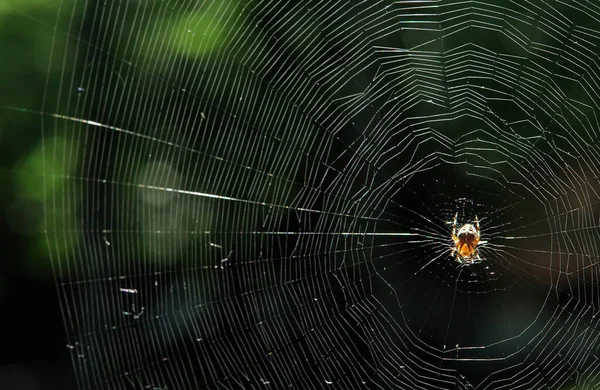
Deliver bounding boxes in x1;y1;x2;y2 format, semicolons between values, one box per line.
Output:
451;213;482;264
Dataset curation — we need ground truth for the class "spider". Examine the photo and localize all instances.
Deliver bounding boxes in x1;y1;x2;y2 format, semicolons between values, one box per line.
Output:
451;213;483;264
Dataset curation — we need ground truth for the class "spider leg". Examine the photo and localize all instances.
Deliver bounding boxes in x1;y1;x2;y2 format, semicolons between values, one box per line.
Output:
452;212;458;238
475;215;480;233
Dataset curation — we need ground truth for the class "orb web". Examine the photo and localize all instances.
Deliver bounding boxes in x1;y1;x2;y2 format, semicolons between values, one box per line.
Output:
36;0;600;388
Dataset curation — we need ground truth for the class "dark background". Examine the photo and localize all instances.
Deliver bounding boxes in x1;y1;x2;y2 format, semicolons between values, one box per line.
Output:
0;2;76;389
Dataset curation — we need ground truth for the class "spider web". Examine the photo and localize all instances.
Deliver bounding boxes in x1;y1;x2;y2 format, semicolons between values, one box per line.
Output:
36;0;600;388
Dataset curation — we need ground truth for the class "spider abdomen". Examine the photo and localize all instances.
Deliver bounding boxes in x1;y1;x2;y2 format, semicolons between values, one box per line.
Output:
451;215;482;263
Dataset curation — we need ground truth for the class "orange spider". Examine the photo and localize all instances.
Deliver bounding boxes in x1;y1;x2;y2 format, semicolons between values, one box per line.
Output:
451;213;483;264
